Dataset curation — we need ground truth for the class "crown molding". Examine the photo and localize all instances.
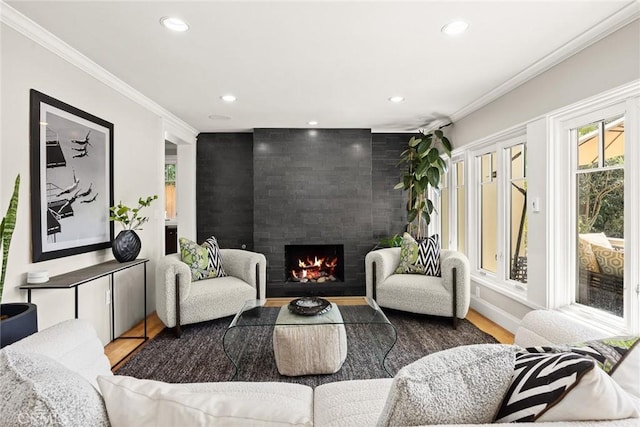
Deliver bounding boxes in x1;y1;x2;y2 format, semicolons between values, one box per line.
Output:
451;1;640;123
0;2;199;139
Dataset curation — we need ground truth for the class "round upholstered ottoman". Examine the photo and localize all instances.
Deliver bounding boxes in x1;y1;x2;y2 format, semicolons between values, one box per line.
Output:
272;303;348;376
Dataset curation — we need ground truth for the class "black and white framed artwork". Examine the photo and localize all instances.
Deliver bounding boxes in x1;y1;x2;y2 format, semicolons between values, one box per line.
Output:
30;89;114;262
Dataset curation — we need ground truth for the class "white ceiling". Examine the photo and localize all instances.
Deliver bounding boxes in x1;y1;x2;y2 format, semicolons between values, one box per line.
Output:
6;0;636;133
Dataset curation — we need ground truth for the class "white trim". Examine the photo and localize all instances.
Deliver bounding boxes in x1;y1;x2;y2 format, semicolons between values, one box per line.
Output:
548;84;640;332
470;296;522;334
450;2;640;123
0;3;198;141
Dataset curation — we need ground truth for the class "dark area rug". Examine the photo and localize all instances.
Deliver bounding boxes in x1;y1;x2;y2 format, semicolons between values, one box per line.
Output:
116;309;498;388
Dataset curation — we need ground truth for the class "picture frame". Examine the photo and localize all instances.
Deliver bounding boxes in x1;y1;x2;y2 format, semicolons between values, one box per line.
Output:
30;89;114;262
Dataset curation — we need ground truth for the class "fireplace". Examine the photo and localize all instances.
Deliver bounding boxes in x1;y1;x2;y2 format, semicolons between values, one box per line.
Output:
285;244;345;283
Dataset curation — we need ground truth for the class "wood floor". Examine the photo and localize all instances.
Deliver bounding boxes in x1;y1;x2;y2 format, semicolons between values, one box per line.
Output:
105;297;514;372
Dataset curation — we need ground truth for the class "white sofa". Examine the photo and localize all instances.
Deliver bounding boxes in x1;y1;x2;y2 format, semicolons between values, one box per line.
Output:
156;250;266;336
0;312;637;426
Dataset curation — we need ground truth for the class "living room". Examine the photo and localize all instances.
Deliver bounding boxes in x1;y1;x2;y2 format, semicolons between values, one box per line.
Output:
1;1;639;425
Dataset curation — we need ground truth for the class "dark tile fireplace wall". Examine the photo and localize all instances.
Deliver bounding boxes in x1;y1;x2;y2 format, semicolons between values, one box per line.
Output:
196;131;409;295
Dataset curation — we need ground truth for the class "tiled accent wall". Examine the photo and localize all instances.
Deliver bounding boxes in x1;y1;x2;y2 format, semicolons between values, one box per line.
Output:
196;129;410;294
196;133;254;250
253;129;373;292
372;133;410;239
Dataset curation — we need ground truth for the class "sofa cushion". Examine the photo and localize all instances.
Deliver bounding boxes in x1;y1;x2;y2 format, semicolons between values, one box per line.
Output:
395;233;440;276
495;351;639;423
0;347;109;427
98;375;313;427
592;244;624;277
376;343;517;426
180;237;226;281
314;378;393;427
579;232;613;249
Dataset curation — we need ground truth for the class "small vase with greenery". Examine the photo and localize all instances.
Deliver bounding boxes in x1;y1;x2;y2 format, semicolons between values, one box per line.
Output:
394;127;452;239
109;195;157;262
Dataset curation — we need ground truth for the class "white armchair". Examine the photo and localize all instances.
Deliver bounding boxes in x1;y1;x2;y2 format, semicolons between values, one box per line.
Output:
365;248;470;328
156;249;267;337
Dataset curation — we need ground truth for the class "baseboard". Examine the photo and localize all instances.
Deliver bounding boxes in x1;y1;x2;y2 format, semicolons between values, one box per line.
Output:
470;296;522;334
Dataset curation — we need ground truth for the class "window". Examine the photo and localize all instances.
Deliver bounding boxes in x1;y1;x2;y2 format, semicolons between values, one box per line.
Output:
549;88;639;334
455;161;466;253
439;159;465;252
479;151;498;273
574;115;624;317
165;162;176;220
471;134;527;293
508;144;527;284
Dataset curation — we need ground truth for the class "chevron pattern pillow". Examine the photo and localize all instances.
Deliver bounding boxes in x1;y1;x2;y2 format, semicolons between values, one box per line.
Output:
494;351;640;423
203;236;226;278
179;237;226;281
395;233;441;276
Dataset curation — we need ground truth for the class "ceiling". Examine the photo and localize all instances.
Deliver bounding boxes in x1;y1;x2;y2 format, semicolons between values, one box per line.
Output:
6;0;636;133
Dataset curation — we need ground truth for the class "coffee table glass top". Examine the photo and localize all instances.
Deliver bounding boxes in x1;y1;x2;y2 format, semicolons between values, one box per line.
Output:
223;297;397;380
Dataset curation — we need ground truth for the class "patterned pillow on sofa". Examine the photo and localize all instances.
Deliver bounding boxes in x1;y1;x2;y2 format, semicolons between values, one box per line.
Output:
591;244;624;277
578;238;600;273
494;350;639;423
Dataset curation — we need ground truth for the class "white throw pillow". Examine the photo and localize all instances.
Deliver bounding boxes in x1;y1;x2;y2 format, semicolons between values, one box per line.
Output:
376;343;517;426
0;348;109;427
98;375;313;427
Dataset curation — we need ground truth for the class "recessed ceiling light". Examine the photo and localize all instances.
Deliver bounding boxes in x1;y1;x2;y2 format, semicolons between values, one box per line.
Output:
160;17;189;32
388;96;405;103
441;20;469;36
220;95;237;102
308;120;318;126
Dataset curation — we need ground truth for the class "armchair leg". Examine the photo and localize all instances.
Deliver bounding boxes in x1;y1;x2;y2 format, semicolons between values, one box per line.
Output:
452;267;458;330
372;261;377;300
174;273;182;338
255;263;261;299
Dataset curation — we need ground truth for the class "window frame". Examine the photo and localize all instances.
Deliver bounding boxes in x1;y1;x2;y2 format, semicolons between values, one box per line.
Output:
468;130;528;297
548;89;640;335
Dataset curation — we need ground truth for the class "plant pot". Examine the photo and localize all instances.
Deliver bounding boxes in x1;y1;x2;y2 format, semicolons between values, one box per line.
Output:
0;303;38;348
112;230;141;263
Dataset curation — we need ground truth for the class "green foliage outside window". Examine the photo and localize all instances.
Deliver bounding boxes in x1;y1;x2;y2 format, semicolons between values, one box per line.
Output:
578;156;624;238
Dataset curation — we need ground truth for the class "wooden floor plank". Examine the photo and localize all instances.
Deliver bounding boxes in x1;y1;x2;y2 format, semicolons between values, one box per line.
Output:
105;300;515;372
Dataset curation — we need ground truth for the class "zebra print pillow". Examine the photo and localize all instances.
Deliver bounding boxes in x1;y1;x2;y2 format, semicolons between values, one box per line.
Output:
494;351;640;423
203;236;227;278
394;233;441;276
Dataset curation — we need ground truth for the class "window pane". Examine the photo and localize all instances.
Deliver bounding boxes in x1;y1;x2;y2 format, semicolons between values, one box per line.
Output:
576;169;624;317
165;164;176;219
578;121;599;169
441;175;449;250
457;186;465;253
604;116;624;165
509;180;527;283
456;162;465;253
480;153;497;272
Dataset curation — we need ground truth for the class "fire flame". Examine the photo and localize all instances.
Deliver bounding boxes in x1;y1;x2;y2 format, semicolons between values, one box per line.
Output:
291;255;338;282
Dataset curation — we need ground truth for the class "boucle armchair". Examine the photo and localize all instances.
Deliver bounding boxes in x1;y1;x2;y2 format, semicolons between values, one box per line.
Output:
365;248;470;328
156;250;266;337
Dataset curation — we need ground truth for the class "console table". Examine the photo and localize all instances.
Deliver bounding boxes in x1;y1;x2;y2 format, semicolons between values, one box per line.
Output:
20;259;149;360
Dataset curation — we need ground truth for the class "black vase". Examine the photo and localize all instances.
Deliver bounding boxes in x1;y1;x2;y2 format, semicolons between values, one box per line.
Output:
0;303;38;348
112;230;141;262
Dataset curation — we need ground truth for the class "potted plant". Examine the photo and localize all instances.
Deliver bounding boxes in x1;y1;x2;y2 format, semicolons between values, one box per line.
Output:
394;127;452;239
1;175;38;348
109;195;158;262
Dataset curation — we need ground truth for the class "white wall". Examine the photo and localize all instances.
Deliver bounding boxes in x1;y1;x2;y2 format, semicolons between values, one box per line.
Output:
452;19;640;329
0;24;165;343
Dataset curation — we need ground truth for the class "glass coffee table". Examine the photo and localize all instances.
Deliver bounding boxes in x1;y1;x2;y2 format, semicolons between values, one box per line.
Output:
223;297;397;380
